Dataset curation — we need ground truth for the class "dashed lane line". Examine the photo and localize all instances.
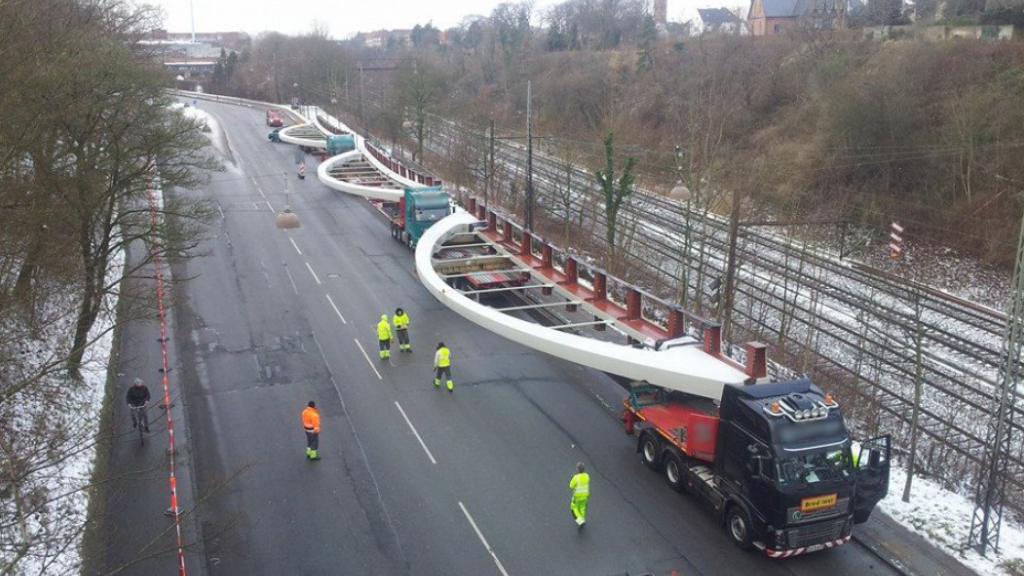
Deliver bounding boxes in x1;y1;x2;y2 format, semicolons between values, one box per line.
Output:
354;338;383;381
458;502;512;576
289;237;303;256
394;401;437;465
283;263;298;295
326;294;347;324
305;261;322;285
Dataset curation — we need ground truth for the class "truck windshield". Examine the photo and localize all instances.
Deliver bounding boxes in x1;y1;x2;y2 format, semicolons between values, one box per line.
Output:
416;208;448;222
777;442;853;485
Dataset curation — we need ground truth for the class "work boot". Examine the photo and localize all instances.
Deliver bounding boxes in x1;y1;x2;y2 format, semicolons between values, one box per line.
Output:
144;427;150;433
446;380;454;392
434;378;440;387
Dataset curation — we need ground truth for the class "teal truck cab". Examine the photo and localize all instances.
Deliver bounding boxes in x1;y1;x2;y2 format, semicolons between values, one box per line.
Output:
625;379;891;557
327;134;355;156
385;187;451;248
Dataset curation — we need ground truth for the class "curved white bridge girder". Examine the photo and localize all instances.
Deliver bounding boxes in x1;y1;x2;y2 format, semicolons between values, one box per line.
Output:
279;122;329;149
316;149;405;202
416;213;750;398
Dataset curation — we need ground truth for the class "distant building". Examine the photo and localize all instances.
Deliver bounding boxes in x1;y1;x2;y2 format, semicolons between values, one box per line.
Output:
748;0;847;35
163;61;218;76
142;29;247;80
147;29;250;51
362;29;413;49
654;0;668;25
698;7;745;34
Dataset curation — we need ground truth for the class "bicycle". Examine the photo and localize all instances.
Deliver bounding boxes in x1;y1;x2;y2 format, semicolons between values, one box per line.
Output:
130;403;148;447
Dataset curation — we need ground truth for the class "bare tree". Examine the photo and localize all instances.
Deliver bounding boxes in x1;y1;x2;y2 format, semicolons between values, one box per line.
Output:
594;131;637;259
0;1;220;573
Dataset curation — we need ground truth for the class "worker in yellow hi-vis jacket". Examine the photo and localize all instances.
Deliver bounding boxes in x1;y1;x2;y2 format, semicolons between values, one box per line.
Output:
569;462;590;528
377;314;393;359
433;342;453;392
393;308;411;352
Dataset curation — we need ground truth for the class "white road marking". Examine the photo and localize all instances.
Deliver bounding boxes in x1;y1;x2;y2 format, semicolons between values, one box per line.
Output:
354;338;382;380
265;200;274;212
289;237;303;256
284;264;298;295
252;201;260;211
458;502;511;576
394;401;437;465
305;261;321;285
326;294;347;324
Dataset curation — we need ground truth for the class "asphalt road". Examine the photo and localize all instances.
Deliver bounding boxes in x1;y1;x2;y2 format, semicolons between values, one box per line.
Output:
169;98;902;576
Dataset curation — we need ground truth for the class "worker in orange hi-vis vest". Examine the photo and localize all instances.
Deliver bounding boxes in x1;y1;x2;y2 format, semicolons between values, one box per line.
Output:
302;401;321;461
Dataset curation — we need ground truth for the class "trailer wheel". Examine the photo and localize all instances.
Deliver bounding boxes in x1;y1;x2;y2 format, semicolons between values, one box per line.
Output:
664;454;686;492
640;433;661;471
726;506;754;551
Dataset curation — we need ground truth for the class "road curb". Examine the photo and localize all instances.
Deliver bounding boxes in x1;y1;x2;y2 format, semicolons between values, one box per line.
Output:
854;512;979;576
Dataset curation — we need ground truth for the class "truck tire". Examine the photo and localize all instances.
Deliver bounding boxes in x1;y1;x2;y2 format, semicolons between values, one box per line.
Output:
640;433;661;471
726;505;754;551
664;453;686;492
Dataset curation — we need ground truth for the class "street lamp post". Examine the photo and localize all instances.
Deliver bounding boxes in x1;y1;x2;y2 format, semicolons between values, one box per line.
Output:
275;172;300;230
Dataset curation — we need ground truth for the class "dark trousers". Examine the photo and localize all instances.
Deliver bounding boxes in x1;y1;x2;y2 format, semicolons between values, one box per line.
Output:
130;405;149;431
306;431;319;451
435;366;451;382
396;329;409;348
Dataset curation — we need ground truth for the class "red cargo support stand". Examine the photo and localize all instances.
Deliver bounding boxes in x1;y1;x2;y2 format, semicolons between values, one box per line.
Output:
626;289;642;322
703;324;722;357
668;308;686;339
745;342;767;379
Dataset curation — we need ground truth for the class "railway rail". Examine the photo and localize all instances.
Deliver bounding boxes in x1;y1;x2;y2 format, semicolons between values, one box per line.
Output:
320;94;1021;504
411;111;1024;499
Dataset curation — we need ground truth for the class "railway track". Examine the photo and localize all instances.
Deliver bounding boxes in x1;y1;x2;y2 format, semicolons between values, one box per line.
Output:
329;98;1023;501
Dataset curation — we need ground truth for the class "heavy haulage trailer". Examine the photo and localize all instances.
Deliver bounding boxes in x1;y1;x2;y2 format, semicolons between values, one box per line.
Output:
414;210;892;558
621;342;891;556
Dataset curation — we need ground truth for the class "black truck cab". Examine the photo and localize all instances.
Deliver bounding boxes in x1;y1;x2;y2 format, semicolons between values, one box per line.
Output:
628;378;890;557
714;380;890;555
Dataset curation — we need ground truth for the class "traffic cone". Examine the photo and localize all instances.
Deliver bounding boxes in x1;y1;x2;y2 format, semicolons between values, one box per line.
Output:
298;162;306;180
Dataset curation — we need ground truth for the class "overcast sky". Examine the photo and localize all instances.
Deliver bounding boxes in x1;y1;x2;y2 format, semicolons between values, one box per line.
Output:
147;0;739;38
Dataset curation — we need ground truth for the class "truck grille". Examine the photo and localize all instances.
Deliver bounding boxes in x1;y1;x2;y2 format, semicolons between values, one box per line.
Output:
788;518;845;548
787;497;849;524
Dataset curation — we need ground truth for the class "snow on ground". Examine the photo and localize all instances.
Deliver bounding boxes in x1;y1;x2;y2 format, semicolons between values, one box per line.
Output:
883;467;1024;576
173;100;231;161
5;249;121;576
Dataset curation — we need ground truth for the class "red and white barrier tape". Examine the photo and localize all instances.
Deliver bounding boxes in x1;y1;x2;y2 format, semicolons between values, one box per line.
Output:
146;183;188;576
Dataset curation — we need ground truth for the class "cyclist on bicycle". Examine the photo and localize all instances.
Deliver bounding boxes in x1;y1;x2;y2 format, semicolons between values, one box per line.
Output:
126;378;151;433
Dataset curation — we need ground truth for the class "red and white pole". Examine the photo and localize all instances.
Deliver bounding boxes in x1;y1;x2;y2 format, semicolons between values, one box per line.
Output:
146;182;188;576
889;221;904;259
